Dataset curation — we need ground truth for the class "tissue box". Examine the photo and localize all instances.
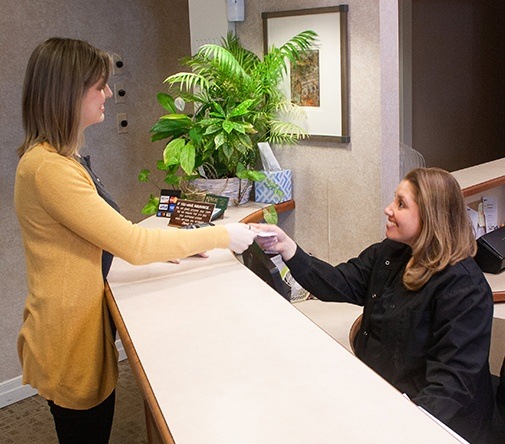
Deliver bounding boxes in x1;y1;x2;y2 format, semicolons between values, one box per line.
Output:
255;170;292;204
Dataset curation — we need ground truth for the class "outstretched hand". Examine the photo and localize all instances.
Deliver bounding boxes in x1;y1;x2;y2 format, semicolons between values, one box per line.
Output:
225;223;258;254
249;223;297;261
168;251;208;264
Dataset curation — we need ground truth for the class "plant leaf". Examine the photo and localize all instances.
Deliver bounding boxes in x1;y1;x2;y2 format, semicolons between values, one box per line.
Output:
151;116;191;135
214;132;226;149
203;124;221;136
163;138;185;165
165;72;210;93
141;194;160;215
163;173;182;186
180;142;196;175
221;142;233;159
222;120;234;134
263;205;278;225
138;169;150;182
150;132;172;142
228;99;255;118
236;169;265;182
157;93;177;113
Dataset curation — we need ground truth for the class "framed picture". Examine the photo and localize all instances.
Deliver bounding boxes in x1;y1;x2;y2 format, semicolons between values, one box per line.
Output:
262;6;350;143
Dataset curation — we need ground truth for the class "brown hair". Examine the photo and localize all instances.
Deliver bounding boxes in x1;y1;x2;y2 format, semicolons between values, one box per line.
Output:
403;167;476;291
18;37;111;158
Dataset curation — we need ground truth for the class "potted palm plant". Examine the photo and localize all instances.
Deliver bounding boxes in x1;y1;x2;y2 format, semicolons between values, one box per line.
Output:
139;30;317;214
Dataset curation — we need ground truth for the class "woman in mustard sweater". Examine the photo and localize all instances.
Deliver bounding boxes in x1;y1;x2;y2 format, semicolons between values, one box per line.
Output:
14;37;257;443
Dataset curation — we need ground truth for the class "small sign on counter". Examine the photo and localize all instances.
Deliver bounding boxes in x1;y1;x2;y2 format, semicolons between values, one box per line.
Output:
168;200;215;227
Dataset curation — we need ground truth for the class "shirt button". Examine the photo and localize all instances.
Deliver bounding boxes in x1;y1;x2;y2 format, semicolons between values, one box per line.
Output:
371;293;377;299
385;260;390;266
363;331;368;336
390;304;395;308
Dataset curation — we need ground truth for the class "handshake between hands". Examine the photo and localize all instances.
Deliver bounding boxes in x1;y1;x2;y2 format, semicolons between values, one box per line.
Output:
225;223;297;260
224;223;272;254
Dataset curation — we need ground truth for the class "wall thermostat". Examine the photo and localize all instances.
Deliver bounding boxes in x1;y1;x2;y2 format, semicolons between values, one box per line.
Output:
227;0;244;22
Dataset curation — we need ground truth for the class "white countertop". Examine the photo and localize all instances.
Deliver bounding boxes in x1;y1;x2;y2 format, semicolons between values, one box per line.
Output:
451;157;505;190
107;209;464;443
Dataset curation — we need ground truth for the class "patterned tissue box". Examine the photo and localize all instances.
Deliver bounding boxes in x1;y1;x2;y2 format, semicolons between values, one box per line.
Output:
255;169;292;204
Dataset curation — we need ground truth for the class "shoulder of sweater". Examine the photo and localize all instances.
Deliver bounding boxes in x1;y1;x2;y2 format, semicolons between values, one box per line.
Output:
27;144;76;164
23;144;89;177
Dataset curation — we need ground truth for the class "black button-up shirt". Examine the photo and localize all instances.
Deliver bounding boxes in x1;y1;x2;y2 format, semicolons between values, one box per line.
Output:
287;239;494;443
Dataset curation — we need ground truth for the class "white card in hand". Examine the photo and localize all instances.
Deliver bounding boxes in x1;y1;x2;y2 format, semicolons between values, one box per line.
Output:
256;231;277;238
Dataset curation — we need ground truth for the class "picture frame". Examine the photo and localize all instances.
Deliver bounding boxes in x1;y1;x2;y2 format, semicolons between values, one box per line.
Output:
262;6;350;143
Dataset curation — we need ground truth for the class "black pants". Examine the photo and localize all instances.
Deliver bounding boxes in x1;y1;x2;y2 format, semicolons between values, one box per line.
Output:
498;358;505;421
48;390;115;444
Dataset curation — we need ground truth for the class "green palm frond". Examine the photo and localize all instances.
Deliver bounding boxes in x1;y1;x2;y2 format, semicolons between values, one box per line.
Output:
279;30;318;59
269;120;308;141
195;44;251;82
164;71;210;93
221;32;260;74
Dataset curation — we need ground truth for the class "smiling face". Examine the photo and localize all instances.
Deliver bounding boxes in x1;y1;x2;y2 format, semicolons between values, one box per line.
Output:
384;180;422;247
80;79;112;129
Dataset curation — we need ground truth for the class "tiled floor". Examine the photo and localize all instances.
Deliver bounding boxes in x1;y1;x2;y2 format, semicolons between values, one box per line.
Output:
0;359;147;443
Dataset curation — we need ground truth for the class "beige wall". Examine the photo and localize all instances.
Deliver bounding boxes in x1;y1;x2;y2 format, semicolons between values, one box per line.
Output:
0;0;190;382
0;0;400;384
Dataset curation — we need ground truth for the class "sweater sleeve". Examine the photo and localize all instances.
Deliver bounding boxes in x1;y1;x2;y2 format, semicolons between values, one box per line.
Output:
33;156;230;264
285;243;380;305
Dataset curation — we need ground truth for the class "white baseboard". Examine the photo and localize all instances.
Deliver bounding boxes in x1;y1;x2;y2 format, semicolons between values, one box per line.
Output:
117;339;127;361
0;339;126;409
0;377;38;408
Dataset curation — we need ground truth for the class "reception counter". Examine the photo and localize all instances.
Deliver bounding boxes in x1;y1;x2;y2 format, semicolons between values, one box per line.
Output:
106;201;464;443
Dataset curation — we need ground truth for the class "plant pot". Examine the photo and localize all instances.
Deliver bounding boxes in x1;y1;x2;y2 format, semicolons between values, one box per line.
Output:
182;177;252;206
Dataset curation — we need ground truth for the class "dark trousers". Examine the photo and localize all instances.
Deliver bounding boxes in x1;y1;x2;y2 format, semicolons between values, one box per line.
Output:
48;390;115;444
498;358;505;412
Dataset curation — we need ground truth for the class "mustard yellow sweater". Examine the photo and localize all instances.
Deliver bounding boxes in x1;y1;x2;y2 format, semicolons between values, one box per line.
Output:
14;143;229;409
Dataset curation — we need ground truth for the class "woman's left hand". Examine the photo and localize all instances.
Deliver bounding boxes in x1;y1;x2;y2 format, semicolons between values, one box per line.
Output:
169;252;209;264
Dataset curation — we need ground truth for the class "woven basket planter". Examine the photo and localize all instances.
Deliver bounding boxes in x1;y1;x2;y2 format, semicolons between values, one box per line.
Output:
181;177;252;206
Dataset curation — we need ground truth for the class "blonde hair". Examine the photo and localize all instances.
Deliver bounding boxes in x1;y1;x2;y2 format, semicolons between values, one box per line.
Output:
403;167;476;291
18;37;111;158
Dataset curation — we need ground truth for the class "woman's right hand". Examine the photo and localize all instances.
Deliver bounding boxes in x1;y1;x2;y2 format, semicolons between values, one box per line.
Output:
249;223;297;261
225;223;257;254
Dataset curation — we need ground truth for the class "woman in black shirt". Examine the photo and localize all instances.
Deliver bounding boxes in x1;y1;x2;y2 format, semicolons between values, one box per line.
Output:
254;167;494;443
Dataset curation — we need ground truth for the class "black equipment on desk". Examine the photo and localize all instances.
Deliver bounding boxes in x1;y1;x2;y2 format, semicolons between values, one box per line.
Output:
242;242;290;300
475;226;505;274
